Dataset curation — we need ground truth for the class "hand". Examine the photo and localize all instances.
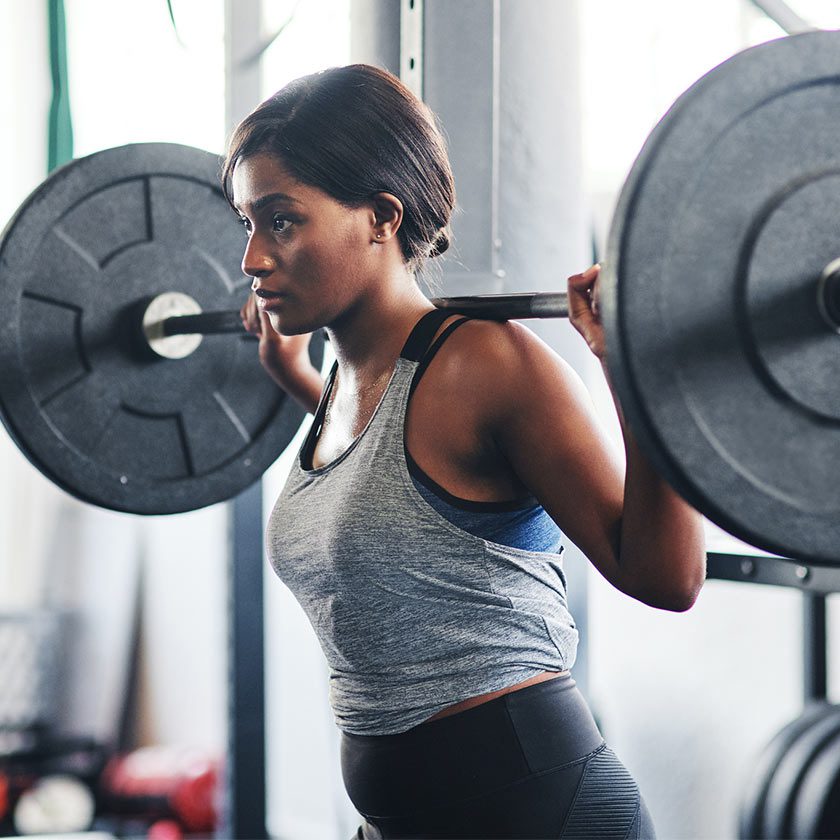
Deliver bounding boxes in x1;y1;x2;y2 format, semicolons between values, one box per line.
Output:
567;264;605;360
240;293;322;411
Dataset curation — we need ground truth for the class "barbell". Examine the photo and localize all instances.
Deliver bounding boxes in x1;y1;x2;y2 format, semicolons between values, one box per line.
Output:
1;30;839;564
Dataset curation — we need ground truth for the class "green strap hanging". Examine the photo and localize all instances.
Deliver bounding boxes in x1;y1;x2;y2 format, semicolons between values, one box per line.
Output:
47;0;73;171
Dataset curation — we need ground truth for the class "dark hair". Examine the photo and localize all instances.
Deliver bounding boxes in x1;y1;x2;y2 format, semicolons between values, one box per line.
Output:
222;64;455;268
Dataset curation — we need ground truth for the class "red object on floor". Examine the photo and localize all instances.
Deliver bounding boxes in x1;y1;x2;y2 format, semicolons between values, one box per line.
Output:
101;745;220;832
147;818;183;840
0;773;8;821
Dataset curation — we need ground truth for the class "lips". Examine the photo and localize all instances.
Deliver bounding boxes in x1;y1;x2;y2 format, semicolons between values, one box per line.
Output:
253;286;287;311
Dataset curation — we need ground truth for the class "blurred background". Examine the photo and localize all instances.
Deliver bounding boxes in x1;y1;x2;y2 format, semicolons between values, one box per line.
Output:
1;1;839;838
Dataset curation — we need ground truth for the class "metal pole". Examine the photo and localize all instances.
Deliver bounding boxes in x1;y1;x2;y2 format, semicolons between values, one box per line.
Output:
747;0;816;34
803;592;828;704
222;2;267;838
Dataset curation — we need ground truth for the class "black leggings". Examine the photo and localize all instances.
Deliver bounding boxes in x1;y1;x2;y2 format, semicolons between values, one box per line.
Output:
342;675;655;839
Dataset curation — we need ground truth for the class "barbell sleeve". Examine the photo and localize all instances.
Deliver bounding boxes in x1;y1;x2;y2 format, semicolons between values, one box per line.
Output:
160;291;572;337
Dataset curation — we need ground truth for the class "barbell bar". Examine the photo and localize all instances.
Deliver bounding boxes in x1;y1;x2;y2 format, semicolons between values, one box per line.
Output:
157;292;573;339
140;291;572;360
149;268;840;350
1;30;839;564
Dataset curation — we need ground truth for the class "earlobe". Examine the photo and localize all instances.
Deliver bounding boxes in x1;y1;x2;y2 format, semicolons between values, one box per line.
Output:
370;192;403;243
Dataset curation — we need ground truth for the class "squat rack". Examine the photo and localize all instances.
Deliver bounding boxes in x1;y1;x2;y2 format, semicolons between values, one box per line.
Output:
706;553;835;705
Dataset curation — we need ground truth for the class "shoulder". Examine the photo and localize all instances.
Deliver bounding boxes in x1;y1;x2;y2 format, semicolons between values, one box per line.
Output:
433;317;583;388
426;317;590;422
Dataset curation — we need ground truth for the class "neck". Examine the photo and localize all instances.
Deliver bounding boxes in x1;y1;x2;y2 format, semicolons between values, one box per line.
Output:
326;270;434;387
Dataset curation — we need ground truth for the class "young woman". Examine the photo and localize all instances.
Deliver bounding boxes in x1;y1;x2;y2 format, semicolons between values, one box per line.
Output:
230;63;705;839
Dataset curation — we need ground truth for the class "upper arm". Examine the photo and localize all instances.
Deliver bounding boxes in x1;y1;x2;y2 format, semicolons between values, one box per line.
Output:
469;321;627;577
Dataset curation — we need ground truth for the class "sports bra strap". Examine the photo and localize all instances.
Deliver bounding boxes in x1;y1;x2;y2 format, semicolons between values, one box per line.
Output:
400;308;453;361
301;308;469;468
409;315;470;397
300;361;338;469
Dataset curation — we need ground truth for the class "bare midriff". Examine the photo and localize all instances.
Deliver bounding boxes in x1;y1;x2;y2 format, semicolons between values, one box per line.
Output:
426;670;570;722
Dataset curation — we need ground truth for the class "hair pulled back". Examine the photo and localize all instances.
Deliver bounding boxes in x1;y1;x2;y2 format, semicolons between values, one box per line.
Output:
222;64;455;268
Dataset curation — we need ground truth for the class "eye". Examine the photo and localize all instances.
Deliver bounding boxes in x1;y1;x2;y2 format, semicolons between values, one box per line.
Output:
239;216;252;235
273;214;292;233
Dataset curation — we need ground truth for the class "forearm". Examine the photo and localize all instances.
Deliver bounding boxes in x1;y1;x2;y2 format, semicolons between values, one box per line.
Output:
607;364;706;610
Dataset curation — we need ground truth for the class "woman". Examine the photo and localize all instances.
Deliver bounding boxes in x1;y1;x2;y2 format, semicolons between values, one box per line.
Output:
230;63;705;839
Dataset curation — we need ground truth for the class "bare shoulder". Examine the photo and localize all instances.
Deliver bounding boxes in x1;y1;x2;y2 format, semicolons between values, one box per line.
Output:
424;317;592;426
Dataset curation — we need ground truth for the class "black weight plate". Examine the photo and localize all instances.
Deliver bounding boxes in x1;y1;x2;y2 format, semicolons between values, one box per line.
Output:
791;726;840;838
601;31;840;564
738;702;835;839
762;706;840;839
0;143;323;515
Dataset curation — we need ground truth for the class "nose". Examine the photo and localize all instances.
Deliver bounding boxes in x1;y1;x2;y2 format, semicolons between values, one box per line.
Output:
241;230;273;284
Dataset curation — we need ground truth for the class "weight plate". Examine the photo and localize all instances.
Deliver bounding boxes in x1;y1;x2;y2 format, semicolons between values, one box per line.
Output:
738;702;835;839
791;726;840;838
0;143;323;515
762;706;840;839
602;31;840;564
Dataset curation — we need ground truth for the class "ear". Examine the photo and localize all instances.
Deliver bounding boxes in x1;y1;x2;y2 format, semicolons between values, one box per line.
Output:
369;192;403;244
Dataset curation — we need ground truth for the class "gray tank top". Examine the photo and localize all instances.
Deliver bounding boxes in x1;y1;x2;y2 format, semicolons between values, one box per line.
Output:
266;310;578;735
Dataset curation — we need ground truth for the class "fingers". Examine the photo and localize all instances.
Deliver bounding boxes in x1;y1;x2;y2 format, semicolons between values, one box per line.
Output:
240;292;262;335
567;264;601;321
567;263;600;289
258;309;274;336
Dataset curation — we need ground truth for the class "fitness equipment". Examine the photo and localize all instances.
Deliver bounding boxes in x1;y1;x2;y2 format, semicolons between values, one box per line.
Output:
99;745;219;834
762;706;840;838
739;702;835;838
738;704;840;839
791;720;840;838
0;143;324;515
601;29;840;566
0;31;838;563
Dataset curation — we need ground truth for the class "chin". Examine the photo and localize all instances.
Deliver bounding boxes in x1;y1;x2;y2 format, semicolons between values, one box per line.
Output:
267;309;321;337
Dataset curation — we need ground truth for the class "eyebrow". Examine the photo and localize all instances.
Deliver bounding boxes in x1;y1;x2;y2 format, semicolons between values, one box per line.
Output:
236;191;301;213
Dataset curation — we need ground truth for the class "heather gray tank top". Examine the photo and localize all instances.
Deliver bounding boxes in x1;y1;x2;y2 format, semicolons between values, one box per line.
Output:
266;310;578;735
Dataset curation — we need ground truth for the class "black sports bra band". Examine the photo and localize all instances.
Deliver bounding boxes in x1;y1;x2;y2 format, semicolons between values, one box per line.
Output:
303;308;468;469
409;316;470;398
300;361;338;469
400;308;453;361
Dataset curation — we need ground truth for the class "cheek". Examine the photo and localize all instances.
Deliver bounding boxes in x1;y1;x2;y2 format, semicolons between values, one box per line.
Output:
302;222;370;281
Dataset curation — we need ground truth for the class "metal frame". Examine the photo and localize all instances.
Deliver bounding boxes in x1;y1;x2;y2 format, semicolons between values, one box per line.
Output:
706;552;840;594
706;552;833;705
746;0;817;34
223;2;268;837
224;482;267;840
399;0;423;98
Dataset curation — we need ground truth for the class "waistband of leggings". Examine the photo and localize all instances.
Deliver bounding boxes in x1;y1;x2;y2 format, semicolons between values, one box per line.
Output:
343;672;602;760
340;672;605;817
